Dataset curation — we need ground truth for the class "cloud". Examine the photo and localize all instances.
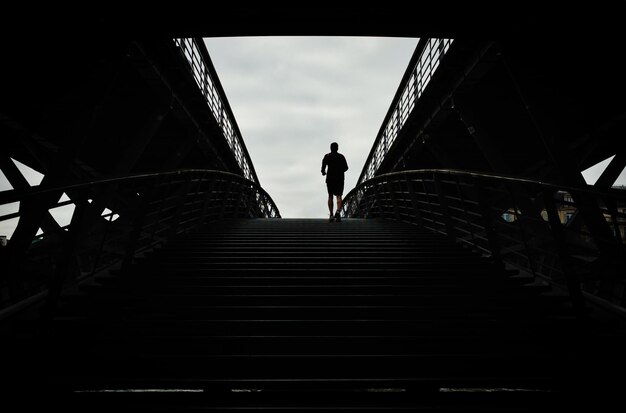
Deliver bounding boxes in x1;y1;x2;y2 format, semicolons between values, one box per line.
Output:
205;36;418;217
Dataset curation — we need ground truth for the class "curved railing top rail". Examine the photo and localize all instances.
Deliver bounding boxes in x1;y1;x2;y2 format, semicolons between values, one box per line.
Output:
342;168;626;320
0;168;280;318
345;169;626;203
0;169;280;216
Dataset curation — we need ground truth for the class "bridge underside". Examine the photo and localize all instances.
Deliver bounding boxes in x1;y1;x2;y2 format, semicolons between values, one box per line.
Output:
4;7;623;191
5;5;621;39
374;36;626;189
2;37;242;183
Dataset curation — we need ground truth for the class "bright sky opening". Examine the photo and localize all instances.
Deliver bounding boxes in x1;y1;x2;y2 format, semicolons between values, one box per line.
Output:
204;36;419;217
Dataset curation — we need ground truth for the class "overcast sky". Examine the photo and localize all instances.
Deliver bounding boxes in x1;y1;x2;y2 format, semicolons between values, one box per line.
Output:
203;36;419;218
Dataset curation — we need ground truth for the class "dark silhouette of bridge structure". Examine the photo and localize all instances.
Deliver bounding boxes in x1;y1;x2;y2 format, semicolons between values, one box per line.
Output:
1;6;626;411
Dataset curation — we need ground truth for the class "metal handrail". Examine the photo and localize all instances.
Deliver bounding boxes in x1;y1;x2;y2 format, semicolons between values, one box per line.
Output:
0;169;276;206
173;38;259;185
349;168;626;199
343;169;626;318
358;38;454;185
0;169;280;317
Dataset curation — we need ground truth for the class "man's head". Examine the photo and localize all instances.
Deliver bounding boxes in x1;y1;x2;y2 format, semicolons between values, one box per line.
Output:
330;142;338;153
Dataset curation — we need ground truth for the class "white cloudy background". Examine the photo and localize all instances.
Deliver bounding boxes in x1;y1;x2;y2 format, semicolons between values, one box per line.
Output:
204;36;419;218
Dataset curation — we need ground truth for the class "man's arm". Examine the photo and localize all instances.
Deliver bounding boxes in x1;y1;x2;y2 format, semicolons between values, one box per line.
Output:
321;155;327;176
343;155;348;172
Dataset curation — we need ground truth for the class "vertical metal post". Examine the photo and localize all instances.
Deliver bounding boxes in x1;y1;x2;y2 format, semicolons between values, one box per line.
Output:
150;175;171;241
233;181;244;218
455;175;476;246
245;184;256;218
262;190;271;218
433;174;456;240
543;190;587;318
199;177;216;224
387;180;400;221
41;197;90;321
373;181;385;219
506;184;539;279
219;180;234;220
420;176;438;233
475;177;503;266
405;176;424;227
121;179;157;274
604;198;624;245
365;185;377;218
413;65;419;102
88;202;116;280
167;175;194;238
253;192;263;218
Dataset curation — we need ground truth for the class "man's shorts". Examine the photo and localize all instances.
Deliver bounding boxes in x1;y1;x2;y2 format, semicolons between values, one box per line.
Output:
327;180;344;196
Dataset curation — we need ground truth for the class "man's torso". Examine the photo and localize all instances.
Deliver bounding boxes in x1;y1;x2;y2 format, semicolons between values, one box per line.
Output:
324;152;347;182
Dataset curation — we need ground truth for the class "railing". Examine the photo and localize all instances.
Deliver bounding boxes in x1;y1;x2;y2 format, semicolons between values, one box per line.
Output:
359;38;454;185
0;170;279;317
343;170;626;317
173;38;258;184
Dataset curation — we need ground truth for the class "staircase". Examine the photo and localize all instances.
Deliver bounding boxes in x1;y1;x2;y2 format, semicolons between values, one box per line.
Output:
17;218;624;410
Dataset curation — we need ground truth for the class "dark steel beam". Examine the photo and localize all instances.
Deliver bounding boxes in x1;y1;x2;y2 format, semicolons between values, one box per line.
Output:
500;49;620;260
112;100;172;173
160;130;198;170
38;100;174;314
452;94;518;175
0;156;60;233
1;50;133;284
383;39;498;180
542;191;587;317
6;5;614;40
128;40;234;175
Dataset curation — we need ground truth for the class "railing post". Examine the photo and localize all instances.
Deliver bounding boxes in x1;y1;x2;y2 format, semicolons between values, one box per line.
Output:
475;177;503;266
167;174;194;238
605;198;624;245
373;181;385;219
357;188;368;219
87;202;116;280
365;185;377;219
454;175;477;246
262;190;271;218
121;180;157;274
355;188;367;219
433;174;456;240
0;170;280;323
233;181;244;218
198;176;216;225
219;180;234;220
244;184;256;218
506;184;539;280
543;190;587;318
254;192;263;218
387;180;401;221
41;197;90;322
405;176;424;227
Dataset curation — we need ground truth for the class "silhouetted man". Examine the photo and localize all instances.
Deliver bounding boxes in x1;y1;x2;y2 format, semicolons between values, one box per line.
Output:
321;142;348;222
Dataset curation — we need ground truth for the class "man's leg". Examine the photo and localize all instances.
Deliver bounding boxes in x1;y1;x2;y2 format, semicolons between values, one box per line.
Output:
328;195;334;216
334;195;343;222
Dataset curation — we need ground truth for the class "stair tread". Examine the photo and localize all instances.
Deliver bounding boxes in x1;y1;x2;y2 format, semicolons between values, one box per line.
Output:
41;218;599;404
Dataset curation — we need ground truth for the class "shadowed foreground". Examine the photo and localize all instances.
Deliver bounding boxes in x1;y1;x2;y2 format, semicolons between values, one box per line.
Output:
6;219;624;410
